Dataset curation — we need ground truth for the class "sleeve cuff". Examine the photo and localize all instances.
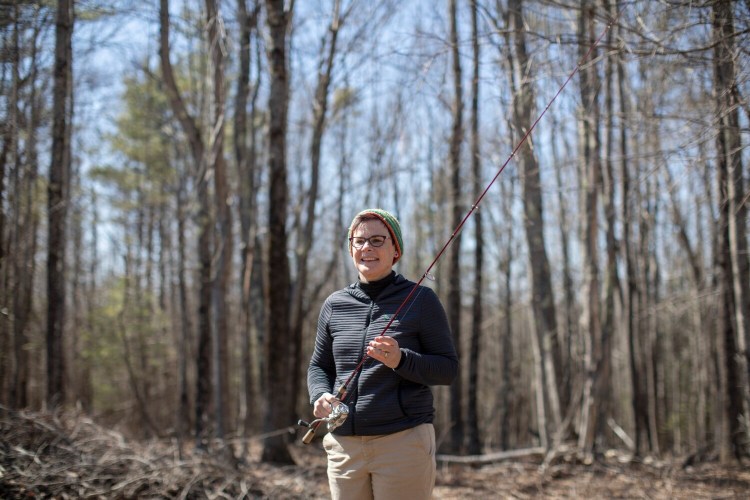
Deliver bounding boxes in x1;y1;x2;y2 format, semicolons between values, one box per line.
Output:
394;349;406;370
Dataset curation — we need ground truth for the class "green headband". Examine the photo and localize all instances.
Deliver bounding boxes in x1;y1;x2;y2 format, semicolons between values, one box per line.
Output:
348;208;404;264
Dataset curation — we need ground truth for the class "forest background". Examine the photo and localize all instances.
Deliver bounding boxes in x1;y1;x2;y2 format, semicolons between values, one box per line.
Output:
2;0;750;474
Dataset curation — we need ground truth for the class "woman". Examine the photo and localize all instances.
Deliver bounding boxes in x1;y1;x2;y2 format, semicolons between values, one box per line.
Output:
307;208;458;500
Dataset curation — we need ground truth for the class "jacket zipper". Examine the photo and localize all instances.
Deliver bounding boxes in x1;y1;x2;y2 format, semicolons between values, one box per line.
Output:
351;299;375;436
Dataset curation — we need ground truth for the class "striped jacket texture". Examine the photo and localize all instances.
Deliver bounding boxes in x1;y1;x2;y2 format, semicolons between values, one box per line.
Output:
307;273;458;436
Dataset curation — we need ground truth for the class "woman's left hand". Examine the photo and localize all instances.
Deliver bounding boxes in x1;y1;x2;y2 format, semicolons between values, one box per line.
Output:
367;335;402;369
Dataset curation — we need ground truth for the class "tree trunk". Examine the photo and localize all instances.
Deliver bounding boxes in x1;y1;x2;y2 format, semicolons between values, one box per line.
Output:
617;26;649;457
503;0;561;447
136;198;154;420
712;1;749;461
261;0;294;465
713;163;746;461
498;177;515;450
122;247;159;437
206;0;233;449
550;115;575;413
577;0;604;455
597;0;619;449
665;165;707;451
641;165;661;456
466;0;483;456
235;0;261;447
81;187;96;413
70;168;83;410
46;0;74;409
1;5;15;403
176;170;192;453
159;0;213;447
10;3;33;409
447;0;465;454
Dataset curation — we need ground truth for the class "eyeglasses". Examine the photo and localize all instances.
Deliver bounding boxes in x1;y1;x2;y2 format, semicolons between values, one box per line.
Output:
349;235;389;249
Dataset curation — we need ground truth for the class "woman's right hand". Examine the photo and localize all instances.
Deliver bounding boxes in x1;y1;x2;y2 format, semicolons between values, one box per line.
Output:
313;392;338;418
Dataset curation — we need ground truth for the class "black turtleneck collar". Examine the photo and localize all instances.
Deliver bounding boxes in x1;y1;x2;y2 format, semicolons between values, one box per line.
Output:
358;271;396;300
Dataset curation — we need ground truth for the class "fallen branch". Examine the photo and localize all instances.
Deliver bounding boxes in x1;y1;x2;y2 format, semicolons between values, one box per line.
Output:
607;418;635;451
437;446;546;464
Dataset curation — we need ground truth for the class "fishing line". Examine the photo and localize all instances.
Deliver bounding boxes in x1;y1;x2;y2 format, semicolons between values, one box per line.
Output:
300;9;618;444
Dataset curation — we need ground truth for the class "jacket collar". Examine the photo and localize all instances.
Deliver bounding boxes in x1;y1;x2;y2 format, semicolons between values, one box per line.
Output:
346;272;411;302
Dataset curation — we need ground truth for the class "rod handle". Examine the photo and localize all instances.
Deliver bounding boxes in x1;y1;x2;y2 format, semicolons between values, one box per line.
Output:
302;426;317;444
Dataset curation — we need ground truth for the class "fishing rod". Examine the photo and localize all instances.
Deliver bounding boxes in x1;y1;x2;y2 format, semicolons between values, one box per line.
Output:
299;10;618;445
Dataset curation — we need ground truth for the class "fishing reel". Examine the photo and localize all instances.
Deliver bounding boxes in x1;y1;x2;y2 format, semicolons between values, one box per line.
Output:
298;401;349;444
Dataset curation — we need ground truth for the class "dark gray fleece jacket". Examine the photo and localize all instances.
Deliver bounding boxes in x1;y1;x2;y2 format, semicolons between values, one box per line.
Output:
307;273;458;436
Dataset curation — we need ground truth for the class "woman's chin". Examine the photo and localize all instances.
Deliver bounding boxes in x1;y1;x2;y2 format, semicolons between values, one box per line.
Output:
358;265;389;282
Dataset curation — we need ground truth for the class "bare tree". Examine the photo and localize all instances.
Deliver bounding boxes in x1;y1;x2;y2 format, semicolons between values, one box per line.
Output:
577;0;604;455
261;0;295;465
235;0;262;446
118;244;159;438
502;0;561;447
46;0;74;409
712;0;748;461
159;0;213;447
599;0;620;443
550;116;576;412
8;1;29;409
175;154;193;454
616;13;650;457
447;0;465;454
466;0;483;456
290;0;345;425
497;176;516;450
206;0;233;449
642;125;662;457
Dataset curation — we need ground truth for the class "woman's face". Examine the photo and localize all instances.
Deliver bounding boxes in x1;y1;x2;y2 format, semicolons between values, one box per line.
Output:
350;219;397;283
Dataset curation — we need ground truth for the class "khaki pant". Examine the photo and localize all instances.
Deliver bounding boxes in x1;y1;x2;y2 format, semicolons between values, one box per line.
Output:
323;424;436;500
